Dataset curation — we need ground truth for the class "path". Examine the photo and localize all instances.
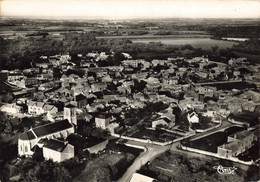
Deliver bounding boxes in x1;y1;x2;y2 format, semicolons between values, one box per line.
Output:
117;141;168;182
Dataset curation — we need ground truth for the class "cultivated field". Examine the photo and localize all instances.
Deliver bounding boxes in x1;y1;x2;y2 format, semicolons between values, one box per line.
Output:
132;38;238;49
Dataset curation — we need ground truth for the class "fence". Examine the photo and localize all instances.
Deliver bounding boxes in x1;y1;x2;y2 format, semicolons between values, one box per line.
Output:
180;144;254;166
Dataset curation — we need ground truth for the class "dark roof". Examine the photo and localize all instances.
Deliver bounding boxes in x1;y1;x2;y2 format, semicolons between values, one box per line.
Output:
65;104;76;108
67;134;106;149
19;130;36;140
43;139;67;152
96;113;110;119
32;120;73;138
75;94;86;101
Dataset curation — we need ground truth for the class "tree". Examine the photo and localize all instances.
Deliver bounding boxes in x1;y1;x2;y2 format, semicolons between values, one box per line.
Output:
53;165;72;182
211;45;219;53
95;167;112;182
113;51;125;66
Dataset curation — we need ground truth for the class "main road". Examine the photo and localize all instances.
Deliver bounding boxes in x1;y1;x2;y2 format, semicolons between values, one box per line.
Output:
117;140;170;182
117;118;244;182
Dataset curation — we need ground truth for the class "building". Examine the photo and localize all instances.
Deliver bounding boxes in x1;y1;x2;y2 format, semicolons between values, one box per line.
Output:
130;173;156;182
187;111;199;124
86;138;108;154
28;101;45;115
152;118;170;128
67;134;108;154
75;94;87;108
95;114;110;130
18;119;74;157
64;104;77;126
43;139;74;162
217;130;255;158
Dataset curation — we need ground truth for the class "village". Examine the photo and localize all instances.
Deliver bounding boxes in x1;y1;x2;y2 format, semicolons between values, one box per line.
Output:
0;51;260;181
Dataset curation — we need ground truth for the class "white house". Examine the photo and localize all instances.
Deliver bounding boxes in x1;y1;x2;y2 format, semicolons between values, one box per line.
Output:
187;111;199;124
28;101;45;115
95;114;110;129
43;139;74;162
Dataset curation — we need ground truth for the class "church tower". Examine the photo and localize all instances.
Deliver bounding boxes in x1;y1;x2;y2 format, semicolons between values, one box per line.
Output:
64;104;77;127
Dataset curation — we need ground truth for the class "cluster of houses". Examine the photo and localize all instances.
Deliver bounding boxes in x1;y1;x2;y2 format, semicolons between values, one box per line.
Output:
0;52;259;163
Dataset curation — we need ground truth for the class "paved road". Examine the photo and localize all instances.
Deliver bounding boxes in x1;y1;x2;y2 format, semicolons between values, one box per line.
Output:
117;119;245;182
189;119;242;141
118;141;169;182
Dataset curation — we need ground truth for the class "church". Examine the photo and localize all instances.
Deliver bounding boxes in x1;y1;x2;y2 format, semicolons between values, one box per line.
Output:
18;105;76;158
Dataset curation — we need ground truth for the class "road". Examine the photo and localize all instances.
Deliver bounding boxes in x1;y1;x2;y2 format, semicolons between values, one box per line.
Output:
117;119;246;182
189;118;242;141
117;140;169;182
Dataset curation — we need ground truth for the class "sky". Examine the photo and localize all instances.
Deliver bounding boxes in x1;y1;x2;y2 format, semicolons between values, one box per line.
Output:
1;0;260;19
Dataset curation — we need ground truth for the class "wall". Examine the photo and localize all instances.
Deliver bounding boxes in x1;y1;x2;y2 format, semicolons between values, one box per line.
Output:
43;147;61;162
87;140;109;154
180;144;253;165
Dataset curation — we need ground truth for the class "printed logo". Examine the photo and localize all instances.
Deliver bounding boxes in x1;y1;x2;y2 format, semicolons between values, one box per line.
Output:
213;165;237;175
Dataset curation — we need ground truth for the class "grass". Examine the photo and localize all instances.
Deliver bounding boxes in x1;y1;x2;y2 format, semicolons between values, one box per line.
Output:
183;126;244;153
229;112;259;126
139;151;260;182
131;38;238;49
74;152;125;181
233;51;260;64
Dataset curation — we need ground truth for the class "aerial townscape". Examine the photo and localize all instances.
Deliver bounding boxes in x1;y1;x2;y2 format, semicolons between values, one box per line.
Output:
0;1;260;182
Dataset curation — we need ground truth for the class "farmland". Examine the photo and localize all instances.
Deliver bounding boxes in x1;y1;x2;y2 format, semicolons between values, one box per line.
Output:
131;38;238;49
138;151;260;182
74;152;135;182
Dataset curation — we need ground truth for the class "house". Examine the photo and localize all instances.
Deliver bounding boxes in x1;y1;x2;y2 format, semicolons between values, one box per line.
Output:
217;130;255;158
152;117;174;128
67;134;108;154
187;111;199;124
95;114;110;130
162;77;178;85
25;77;39;87
91;83;107;92
28;101;45;115
145;83;161;93
130;173;156;182
60;74;70;88
37;73;54;81
75;94;87;108
44;104;58;114
0;103;24;114
43;139;74;162
7;73;24;82
86;138;108;154
12;90;30;99
18;119;74;157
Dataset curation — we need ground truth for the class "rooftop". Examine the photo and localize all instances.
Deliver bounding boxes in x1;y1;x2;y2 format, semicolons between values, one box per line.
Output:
19;120;73;140
229;130;253;140
43;139;68;152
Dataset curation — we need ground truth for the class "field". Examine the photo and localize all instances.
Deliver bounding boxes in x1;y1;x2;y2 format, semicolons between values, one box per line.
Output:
138;151;260;182
74;152;127;181
131;38;238;49
233;51;260;64
182;126;244;153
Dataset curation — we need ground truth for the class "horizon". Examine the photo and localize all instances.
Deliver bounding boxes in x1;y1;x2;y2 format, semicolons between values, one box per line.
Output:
1;0;260;20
